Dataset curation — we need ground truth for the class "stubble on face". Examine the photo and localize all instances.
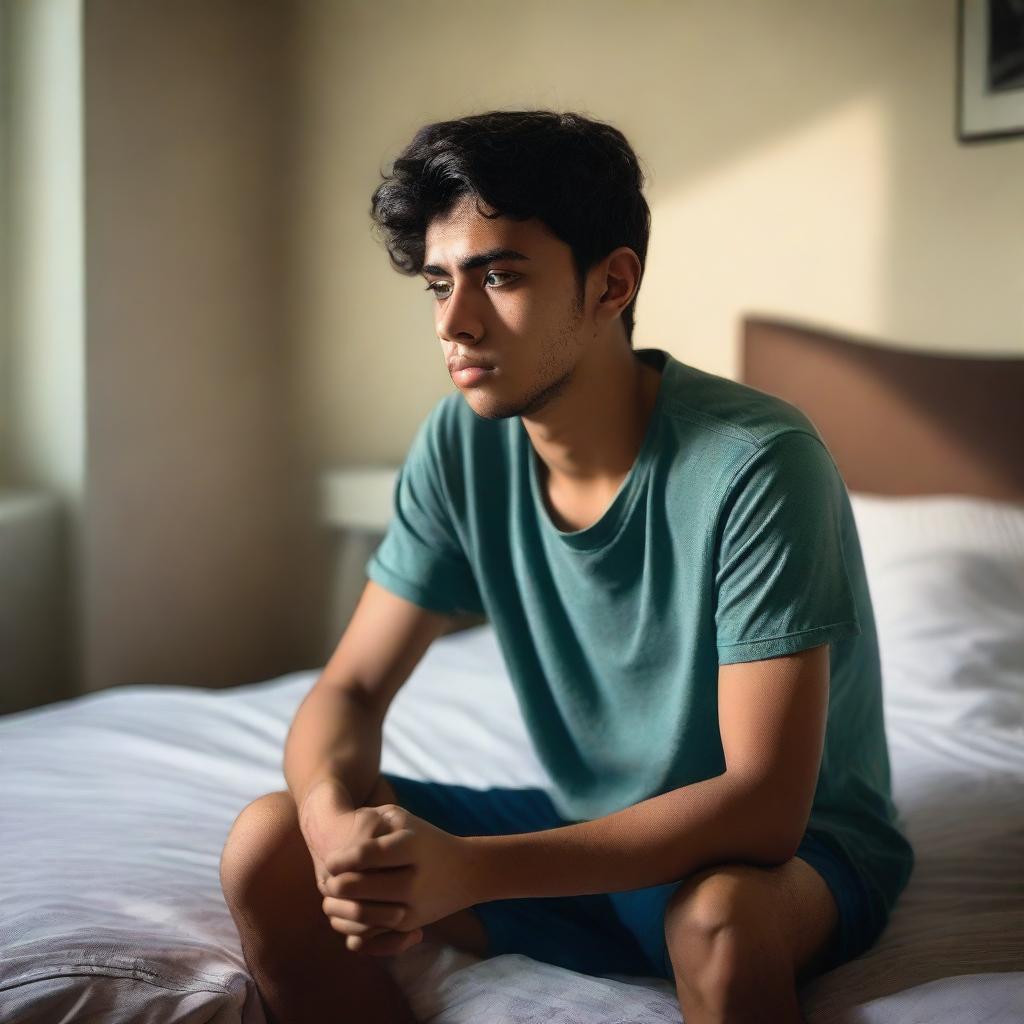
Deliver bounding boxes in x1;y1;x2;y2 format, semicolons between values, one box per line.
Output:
472;291;586;421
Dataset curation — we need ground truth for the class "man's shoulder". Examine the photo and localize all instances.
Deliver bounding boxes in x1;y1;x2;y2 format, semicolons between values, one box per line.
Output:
659;355;821;453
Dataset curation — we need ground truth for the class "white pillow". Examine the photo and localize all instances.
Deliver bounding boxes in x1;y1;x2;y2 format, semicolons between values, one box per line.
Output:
849;493;1024;732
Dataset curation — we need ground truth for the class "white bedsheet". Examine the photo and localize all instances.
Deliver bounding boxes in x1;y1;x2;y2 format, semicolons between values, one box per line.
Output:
1;624;1022;1023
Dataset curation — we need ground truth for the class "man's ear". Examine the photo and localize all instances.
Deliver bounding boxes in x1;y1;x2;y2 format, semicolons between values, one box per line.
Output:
591;246;641;324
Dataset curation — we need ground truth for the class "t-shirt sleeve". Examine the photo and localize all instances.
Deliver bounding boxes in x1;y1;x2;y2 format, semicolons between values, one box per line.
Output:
365;409;484;617
713;430;861;665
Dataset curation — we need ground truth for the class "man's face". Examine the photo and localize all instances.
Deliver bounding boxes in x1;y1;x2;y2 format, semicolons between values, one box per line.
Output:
422;194;593;420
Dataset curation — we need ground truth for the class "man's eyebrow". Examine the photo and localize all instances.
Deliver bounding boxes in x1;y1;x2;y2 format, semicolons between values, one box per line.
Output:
421;248;530;276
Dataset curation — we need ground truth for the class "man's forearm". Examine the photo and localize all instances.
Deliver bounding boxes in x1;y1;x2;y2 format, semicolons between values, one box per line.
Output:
283;681;383;813
464;772;798;903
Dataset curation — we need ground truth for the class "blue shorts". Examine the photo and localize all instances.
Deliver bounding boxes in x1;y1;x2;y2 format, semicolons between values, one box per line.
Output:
383;774;884;981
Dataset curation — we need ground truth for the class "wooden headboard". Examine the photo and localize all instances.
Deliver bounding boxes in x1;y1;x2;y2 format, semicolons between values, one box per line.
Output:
740;317;1024;502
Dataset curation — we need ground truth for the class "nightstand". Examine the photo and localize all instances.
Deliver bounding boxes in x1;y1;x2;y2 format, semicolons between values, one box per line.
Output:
319;466;398;643
318;466;487;644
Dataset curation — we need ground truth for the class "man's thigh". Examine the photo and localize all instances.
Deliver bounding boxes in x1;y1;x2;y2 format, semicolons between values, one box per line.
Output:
374;776;865;983
377;774;656;973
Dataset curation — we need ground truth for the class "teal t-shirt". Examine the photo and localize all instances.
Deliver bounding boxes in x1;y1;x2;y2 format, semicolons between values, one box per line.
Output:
367;347;914;929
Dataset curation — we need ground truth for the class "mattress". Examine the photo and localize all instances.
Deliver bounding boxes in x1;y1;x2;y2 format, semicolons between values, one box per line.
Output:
1;493;1022;1023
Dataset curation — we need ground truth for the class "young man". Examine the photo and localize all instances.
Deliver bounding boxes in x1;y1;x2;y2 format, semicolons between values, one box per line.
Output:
220;111;914;1024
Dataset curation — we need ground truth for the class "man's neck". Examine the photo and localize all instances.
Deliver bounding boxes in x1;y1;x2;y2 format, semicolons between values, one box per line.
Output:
521;342;663;496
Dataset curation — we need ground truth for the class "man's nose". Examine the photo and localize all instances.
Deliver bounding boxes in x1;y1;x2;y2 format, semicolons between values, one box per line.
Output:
436;283;485;344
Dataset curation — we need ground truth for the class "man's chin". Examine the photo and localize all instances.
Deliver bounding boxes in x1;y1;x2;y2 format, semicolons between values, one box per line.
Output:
457;368;571;420
459;392;522;421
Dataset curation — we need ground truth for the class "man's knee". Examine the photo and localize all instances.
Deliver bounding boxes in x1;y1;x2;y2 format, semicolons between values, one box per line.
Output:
665;869;721;945
663;866;775;986
219;790;305;909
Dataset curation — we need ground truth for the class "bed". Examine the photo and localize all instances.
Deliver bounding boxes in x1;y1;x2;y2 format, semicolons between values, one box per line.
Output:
2;316;1022;1023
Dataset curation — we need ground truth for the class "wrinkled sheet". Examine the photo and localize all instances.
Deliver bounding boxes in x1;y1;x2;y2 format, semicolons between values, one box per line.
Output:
1;625;1022;1023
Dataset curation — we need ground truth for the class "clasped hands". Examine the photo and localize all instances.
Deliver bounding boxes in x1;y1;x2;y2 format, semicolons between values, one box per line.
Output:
313;802;481;957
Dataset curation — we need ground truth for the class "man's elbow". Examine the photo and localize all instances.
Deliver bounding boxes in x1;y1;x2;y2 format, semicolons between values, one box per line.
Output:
734;778;810;866
747;829;804;867
765;831;804;865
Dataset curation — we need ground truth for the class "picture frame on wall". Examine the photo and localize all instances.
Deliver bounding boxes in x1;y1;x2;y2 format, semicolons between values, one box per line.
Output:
958;0;1024;141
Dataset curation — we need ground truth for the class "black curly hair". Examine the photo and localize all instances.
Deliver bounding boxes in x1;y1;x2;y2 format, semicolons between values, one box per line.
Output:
369;110;651;345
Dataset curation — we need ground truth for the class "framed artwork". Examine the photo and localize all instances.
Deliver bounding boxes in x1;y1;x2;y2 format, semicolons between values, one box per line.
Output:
958;0;1024;142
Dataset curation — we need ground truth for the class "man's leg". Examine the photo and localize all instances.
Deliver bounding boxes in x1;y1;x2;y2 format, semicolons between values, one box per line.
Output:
219;785;420;1024
663;856;840;1024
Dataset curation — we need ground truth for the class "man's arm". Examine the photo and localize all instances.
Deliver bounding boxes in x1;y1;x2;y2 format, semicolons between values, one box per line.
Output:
463;643;830;902
283;580;453;814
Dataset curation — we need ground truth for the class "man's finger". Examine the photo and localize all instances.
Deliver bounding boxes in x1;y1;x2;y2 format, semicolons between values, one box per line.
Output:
325;864;414;901
322;896;407;929
346;927;423;956
326;828;413;874
327;915;376;937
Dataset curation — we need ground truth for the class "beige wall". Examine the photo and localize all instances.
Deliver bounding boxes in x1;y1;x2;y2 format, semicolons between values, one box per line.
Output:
290;0;1024;469
4;0;1023;705
5;0;334;708
81;0;324;693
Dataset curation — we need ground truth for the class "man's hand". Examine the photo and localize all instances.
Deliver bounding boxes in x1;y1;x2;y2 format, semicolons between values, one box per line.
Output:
322;804;482;956
299;780;425;957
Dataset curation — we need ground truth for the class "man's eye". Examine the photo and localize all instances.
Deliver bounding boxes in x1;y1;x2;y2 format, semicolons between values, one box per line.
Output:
484;271;517;287
423;272;517;299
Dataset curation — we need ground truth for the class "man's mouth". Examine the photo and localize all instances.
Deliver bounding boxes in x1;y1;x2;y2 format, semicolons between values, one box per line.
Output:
451;365;493;388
